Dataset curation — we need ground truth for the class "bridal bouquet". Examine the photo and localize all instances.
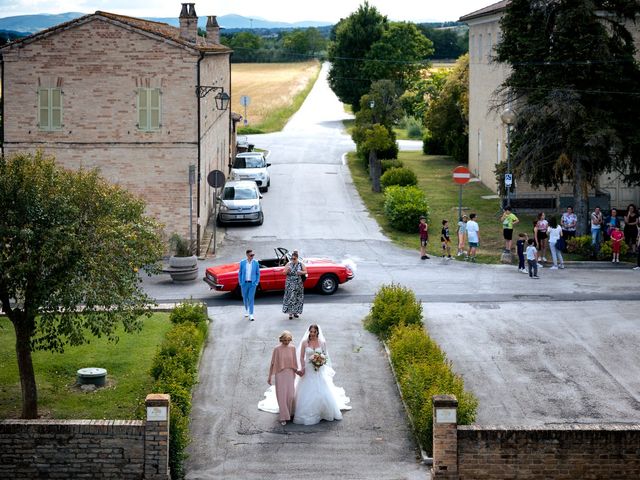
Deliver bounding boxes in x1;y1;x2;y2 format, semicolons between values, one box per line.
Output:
310;352;327;371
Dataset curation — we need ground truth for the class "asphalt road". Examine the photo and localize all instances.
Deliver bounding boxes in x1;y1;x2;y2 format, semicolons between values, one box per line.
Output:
146;63;640;479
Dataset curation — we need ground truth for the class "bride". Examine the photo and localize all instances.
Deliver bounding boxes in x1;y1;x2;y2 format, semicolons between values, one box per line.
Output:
258;324;351;426
292;324;351;425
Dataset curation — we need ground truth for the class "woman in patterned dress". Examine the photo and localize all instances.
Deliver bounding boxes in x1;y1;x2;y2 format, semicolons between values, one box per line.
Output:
282;250;307;319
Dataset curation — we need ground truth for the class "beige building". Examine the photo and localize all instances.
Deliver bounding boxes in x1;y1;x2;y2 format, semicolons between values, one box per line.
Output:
461;0;640;210
0;3;233;250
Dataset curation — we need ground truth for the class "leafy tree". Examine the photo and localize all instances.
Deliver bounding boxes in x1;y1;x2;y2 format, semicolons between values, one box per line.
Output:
364;22;434;90
328;1;388;111
0;152;164;418
401;68;449;120
354;124;395;192
423;54;469;162
222;31;264;62
282;28;327;59
419;26;468;60
495;0;640;234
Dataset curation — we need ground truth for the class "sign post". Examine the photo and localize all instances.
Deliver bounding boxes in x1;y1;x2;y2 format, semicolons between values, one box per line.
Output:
240;95;250;126
452;166;471;220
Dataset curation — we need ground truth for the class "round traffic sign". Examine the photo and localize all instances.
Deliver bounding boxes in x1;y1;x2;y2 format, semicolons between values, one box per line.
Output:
207;169;225;188
452;166;471;185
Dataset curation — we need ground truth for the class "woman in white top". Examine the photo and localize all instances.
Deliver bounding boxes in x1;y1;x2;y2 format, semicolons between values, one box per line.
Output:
547;216;564;269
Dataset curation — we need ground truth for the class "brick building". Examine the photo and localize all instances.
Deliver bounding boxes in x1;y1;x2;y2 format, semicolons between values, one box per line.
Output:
0;3;233;250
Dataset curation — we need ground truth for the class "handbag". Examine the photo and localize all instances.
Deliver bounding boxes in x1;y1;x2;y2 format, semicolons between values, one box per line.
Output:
556;236;566;252
301;274;307;282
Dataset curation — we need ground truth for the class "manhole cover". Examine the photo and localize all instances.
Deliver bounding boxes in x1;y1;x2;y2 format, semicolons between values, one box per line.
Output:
77;367;107;386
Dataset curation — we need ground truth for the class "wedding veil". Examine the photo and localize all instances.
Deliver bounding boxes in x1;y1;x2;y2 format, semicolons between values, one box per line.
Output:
298;324;331;370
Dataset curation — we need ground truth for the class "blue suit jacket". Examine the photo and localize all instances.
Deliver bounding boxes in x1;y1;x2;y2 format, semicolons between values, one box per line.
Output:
238;258;260;286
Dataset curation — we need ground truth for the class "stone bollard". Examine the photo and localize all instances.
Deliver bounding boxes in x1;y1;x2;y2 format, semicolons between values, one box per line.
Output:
500;250;513;264
431;395;459;480
144;393;171;480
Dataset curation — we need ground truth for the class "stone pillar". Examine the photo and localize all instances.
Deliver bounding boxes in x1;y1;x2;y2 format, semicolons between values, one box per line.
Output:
431;395;459;480
144;394;171;480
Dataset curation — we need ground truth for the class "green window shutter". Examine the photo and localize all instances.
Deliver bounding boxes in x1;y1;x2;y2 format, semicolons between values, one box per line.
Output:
137;88;161;131
51;88;62;129
38;88;49;129
138;88;148;130
150;88;161;129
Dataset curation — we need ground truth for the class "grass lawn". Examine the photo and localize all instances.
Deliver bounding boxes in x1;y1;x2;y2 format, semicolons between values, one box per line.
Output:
348;151;539;263
232;61;321;133
0;313;172;419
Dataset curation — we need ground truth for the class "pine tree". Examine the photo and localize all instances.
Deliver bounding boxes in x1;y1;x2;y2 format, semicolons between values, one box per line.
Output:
495;0;640;234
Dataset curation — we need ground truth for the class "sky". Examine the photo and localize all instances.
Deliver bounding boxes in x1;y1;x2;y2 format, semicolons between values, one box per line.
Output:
0;0;493;23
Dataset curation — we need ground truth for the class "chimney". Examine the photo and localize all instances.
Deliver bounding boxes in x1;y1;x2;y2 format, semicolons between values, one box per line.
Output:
206;16;220;44
179;3;198;43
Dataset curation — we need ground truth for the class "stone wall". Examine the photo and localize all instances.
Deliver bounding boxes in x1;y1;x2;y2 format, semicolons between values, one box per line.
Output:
0;394;170;480
457;425;640;479
0;419;145;479
431;395;640;480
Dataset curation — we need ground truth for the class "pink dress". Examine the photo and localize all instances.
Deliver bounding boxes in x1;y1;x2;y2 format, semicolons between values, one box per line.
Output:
268;344;297;422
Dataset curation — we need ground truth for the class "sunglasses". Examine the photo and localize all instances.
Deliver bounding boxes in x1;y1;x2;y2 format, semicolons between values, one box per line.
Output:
248;253;255;257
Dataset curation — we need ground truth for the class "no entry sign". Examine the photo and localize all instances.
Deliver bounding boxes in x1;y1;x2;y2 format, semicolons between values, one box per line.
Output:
452;166;471;185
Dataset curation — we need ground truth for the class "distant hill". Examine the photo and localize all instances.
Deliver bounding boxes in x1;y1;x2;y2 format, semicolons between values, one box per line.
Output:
0;12;333;36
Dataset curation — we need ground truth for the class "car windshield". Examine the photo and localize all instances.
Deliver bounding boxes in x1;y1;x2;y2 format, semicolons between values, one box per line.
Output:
233;156;265;169
222;186;258;200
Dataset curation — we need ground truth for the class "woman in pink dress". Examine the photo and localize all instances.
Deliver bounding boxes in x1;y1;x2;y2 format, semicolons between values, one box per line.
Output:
265;331;299;425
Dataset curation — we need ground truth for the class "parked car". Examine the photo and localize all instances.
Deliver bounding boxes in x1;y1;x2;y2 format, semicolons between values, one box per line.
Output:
203;247;355;296
230;152;271;192
216;180;263;226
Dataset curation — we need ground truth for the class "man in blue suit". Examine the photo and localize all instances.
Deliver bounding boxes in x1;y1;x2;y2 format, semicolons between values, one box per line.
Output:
238;249;260;321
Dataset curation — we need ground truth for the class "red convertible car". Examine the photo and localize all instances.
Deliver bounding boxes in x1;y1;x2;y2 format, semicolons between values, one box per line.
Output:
203;247;355;295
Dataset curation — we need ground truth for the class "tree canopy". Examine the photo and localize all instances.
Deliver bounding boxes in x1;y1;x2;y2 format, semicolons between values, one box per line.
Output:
423;54;469;162
0;152;164;418
328;1;388;110
495;0;640;231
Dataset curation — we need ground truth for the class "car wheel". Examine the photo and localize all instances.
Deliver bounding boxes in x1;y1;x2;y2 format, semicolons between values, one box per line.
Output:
317;274;338;295
267;179;271;187
260;186;268;193
257;212;264;226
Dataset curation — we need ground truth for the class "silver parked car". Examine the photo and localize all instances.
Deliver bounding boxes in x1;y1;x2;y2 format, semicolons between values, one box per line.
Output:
230;152;271;192
216;180;263;226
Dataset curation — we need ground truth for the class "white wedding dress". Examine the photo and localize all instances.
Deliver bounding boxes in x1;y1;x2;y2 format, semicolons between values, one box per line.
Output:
258;345;351;425
292;346;351;425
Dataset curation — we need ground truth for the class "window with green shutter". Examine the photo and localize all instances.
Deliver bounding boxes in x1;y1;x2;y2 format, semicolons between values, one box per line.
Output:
38;88;63;130
137;88;161;131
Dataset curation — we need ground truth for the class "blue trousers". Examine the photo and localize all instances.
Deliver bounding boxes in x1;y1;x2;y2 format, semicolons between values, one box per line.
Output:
591;227;601;253
240;282;257;314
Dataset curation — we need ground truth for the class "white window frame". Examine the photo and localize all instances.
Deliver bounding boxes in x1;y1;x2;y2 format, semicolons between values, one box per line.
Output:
137;88;162;131
38;87;63;131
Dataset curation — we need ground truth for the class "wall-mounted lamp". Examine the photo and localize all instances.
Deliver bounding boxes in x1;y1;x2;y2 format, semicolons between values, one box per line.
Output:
195;86;230;110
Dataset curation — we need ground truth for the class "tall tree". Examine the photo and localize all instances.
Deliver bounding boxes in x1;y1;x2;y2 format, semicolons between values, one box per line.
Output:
0;152;164;418
495;0;640;234
423;54;469;162
364;22;434;90
327;1;387;111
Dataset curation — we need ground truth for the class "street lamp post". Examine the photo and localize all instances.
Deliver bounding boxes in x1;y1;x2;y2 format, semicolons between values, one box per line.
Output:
501;108;516;208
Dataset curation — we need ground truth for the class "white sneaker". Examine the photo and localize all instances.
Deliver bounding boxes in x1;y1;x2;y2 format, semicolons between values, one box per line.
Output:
538;263;543;268
542;257;548;262
550;266;558;270
559;264;565;269
244;310;249;318
612;259;616;263
519;268;527;273
633;266;640;270
249;314;254;321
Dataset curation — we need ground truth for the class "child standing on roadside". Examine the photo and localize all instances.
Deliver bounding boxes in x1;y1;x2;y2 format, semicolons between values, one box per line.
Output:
516;232;527;273
610;226;624;263
418;216;430;260
441;220;452;259
526;238;539;279
457;215;468;256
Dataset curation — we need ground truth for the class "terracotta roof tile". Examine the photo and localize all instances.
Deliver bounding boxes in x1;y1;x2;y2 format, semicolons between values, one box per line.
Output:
1;11;231;54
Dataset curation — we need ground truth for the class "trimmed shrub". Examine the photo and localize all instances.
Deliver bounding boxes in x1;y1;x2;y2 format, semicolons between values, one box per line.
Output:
422;129;446;155
151;301;209;480
383;185;429;233
599;238;629;258
364;283;423;339
567;234;593;257
388;322;478;455
380;167;418;188
381;159;404;173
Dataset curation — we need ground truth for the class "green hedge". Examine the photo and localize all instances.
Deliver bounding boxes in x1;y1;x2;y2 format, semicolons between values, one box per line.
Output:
151;301;209;480
381;159;404;173
568;234;629;259
364;283;423;339
383;185;429;233
365;284;478;456
380;167;418;188
388;323;477;454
